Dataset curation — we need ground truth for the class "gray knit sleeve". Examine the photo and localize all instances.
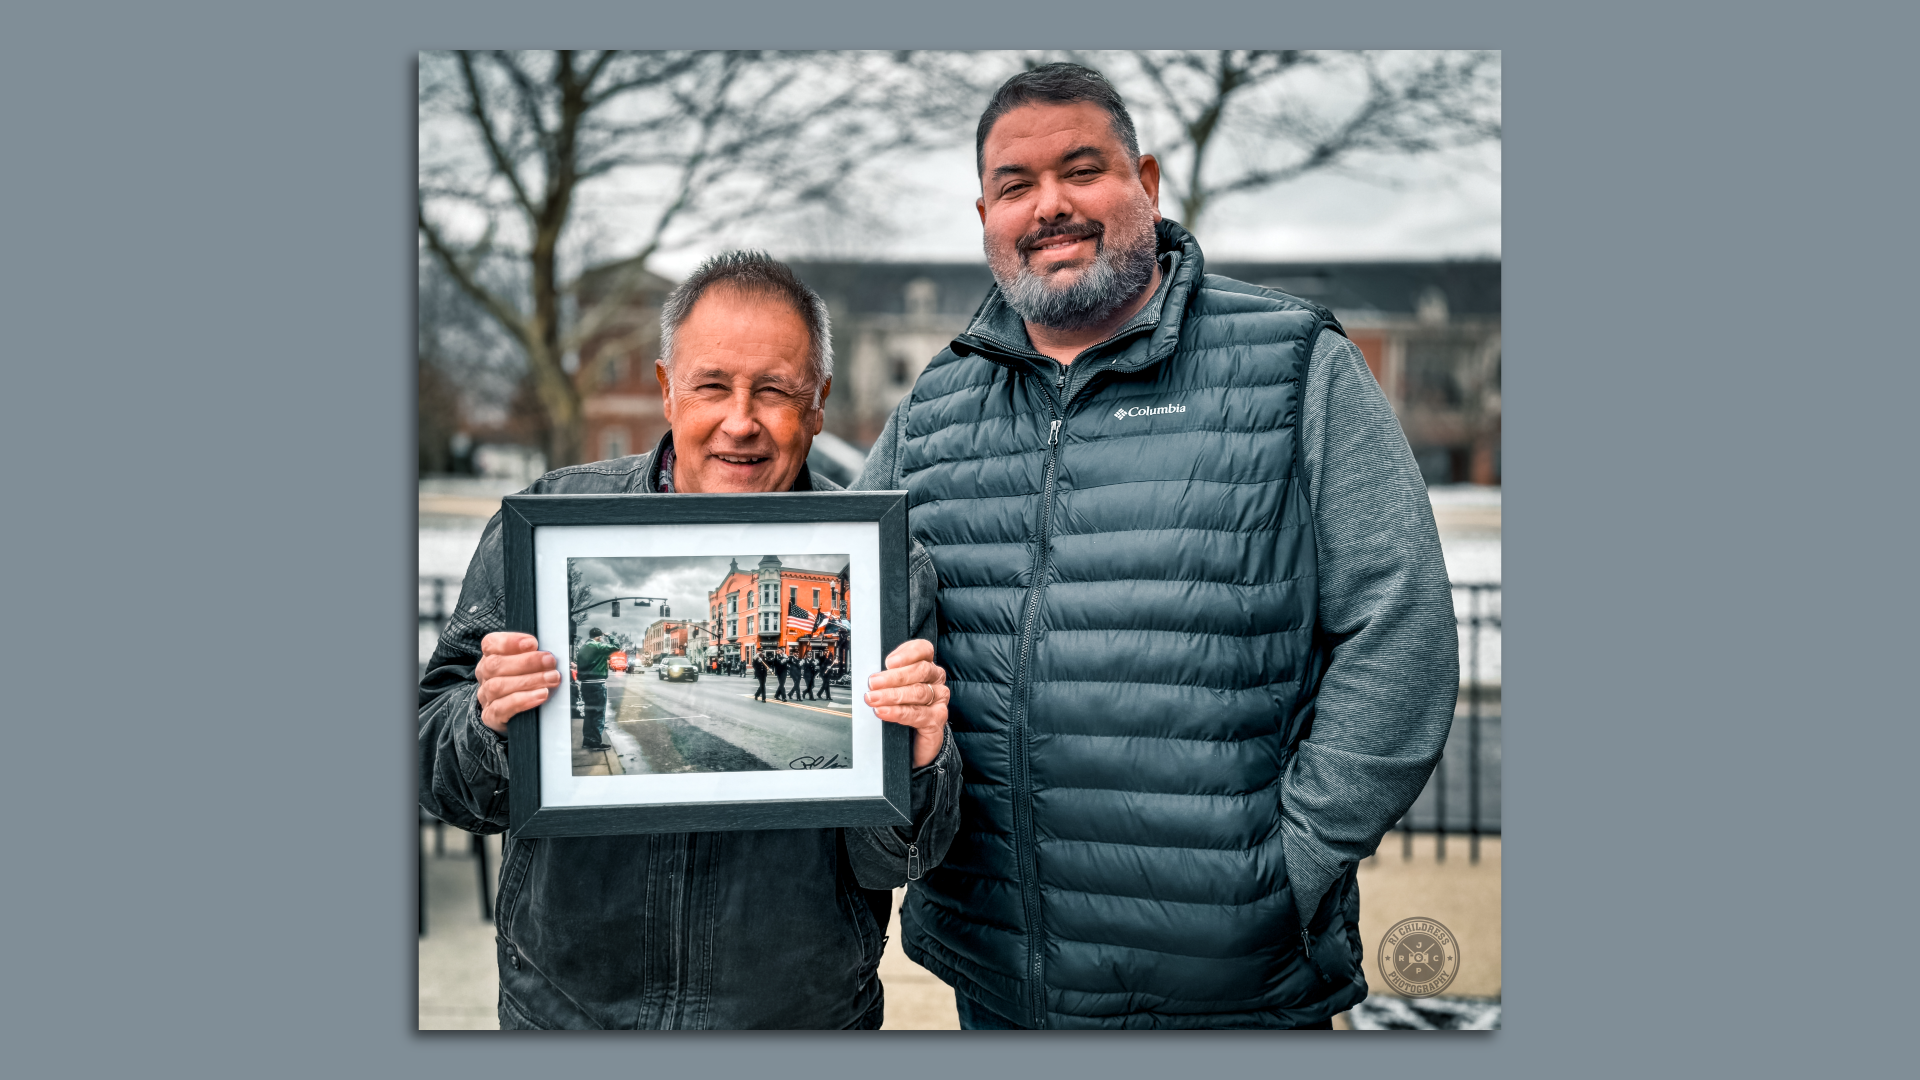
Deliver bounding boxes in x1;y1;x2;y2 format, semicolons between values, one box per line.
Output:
851;395;911;491
1280;329;1460;929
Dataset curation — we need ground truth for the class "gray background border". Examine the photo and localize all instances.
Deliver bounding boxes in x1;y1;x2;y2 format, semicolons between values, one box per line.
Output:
2;1;1911;1076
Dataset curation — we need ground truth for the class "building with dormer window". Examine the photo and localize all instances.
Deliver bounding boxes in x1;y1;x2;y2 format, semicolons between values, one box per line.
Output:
706;555;850;667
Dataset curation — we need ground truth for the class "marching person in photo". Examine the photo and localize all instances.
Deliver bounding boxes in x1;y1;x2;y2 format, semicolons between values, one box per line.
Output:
420;252;961;1030
853;64;1459;1029
769;648;790;702
573;627;617;751
751;650;769;702
801;650;819;700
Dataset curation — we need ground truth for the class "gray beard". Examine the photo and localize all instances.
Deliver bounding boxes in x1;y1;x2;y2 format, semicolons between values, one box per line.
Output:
989;217;1160;333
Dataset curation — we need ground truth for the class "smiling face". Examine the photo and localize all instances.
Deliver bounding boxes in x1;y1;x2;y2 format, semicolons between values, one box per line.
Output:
977;101;1163;331
655;285;826;493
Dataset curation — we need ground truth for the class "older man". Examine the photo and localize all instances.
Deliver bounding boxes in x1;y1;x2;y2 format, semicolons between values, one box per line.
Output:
420;252;959;1029
855;63;1459;1028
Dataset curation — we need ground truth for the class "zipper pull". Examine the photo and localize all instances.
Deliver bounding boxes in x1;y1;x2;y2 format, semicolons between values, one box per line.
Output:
1301;929;1331;983
907;843;921;881
1048;419;1061;446
1057;371;1065;389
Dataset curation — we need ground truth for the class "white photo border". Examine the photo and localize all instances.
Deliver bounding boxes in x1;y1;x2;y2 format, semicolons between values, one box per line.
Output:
533;521;884;809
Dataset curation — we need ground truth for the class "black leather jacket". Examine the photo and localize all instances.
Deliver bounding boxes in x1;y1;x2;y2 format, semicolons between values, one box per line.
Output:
419;435;960;1029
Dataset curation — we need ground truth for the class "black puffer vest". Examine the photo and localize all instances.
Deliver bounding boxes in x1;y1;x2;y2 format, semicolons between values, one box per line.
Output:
898;221;1366;1027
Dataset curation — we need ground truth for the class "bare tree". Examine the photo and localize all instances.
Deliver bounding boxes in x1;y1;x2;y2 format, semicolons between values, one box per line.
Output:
963;51;1500;237
418;249;529;469
1118;50;1501;236
567;564;591;650
418;50;969;468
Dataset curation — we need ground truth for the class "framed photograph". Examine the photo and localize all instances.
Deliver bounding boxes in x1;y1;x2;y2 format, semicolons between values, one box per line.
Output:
499;491;911;838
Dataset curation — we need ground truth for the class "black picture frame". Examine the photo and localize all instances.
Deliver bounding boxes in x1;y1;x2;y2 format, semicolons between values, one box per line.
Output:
499;491;912;839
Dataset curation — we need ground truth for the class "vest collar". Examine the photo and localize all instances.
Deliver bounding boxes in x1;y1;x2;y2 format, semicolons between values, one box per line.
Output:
952;219;1206;378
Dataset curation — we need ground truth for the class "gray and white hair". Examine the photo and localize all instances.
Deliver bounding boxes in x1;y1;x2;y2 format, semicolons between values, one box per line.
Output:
658;250;834;405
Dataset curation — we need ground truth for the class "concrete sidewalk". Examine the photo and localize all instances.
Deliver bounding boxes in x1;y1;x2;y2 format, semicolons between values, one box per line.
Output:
417;825;501;1030
1334;833;1502;1029
417;829;1498;1030
415;830;957;1030
878;887;959;1028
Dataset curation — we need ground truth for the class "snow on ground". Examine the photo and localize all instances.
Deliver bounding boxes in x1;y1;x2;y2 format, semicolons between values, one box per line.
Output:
420;519;488;580
1430;486;1501;686
419;486;1502;675
420;520;488;664
1441;534;1500;586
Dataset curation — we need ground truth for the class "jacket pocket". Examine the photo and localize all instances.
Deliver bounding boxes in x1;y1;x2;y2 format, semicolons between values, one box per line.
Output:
836;845;888;972
1303;867;1361;986
493;836;537;941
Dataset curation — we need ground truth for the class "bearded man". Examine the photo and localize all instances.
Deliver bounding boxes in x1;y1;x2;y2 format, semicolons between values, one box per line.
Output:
854;63;1459;1029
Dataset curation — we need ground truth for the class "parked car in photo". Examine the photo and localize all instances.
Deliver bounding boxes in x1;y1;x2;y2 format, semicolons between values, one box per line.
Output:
659;656;699;682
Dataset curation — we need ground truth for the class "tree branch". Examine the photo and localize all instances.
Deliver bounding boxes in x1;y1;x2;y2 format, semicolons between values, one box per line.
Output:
488;50;554;160
457;51;537;218
417;204;532;352
586;51;705;106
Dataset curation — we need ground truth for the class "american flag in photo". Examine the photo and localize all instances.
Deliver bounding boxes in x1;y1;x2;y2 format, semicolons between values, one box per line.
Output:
786;599;816;631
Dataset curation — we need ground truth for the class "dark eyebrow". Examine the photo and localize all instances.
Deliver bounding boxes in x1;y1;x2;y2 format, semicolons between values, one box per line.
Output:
989;145;1109;182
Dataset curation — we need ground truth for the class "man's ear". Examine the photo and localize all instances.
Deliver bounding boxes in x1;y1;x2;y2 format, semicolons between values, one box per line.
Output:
976;196;987;226
1138;153;1163;222
806;377;830;436
656;359;675;425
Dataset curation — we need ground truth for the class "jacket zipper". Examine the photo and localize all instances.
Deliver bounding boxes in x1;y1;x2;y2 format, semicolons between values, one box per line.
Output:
1301;929;1332;984
1010;361;1078;1028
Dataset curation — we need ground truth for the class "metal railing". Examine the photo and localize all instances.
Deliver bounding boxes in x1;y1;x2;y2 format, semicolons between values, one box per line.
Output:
421;577;454;631
420;577;456;677
1390;582;1502;862
420;575;1504;864
418;575;490;936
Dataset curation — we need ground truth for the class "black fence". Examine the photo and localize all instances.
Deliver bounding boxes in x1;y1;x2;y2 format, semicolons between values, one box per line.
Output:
420;576;456;675
1389;582;1502;862
418;576;474;935
418;576;1503;865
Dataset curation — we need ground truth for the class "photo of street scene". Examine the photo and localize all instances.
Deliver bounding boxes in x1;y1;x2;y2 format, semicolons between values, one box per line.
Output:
567;554;854;777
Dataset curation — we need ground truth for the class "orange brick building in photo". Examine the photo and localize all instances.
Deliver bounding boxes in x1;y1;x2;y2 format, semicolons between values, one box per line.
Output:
639;618;691;664
707;555;850;666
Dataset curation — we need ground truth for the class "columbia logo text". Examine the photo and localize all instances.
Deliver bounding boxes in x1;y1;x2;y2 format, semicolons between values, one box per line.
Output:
1113;404;1187;420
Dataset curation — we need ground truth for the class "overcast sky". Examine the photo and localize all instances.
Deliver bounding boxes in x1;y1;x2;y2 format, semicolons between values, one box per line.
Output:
571;554;847;635
424;50;1500;287
644;145;1499;280
541;51;1502;281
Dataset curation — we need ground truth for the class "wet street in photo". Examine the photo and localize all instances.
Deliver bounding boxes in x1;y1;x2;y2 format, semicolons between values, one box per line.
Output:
573;670;854;776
